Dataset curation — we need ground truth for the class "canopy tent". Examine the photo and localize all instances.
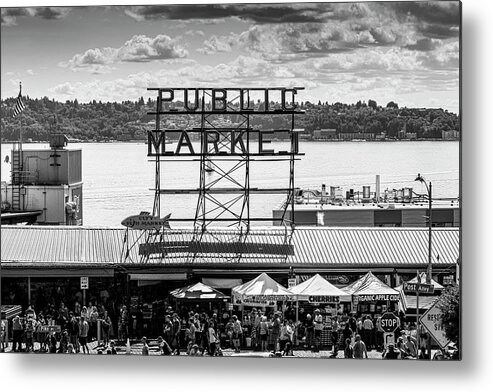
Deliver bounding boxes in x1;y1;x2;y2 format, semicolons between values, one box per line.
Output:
405;272;445;290
289;274;352;302
342;271;399;301
170;282;229;300
395;285;439;314
232;273;293;303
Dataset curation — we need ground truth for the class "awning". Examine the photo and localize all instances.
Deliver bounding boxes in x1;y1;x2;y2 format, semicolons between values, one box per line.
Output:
129;273;187;281
232;273;293;304
342;271;399;302
202;277;243;288
0;268;114;278
289;274;351;302
170;282;229;300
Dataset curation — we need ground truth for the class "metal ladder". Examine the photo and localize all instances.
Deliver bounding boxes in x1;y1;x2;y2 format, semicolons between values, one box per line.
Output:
11;143;22;211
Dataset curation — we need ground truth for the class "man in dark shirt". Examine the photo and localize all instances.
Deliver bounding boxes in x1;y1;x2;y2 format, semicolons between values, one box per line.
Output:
304;314;314;350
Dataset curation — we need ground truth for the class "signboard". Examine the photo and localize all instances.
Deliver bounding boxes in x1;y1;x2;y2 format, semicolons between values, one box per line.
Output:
356;294;399;302
308;295;340;304
288;278;297;289
384;332;395;348
80;276;89;290
403;282;434;294
37;325;61;333
420;301;451;349
380;312;400;333
244;295;293;302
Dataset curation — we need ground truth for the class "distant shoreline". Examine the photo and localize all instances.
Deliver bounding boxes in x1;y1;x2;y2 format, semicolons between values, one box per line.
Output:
0;138;460;144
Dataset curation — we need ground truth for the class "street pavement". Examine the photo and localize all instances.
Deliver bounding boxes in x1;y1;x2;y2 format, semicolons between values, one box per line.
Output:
1;340;387;359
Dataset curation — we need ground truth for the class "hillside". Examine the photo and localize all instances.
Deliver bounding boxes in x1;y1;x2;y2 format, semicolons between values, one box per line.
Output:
0;97;460;142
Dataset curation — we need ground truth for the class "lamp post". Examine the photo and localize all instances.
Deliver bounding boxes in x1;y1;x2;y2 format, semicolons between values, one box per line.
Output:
415;173;432;284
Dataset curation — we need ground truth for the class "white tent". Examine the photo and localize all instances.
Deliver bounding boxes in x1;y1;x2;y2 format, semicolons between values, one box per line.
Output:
406;272;444;290
170;282;229;300
232;273;293;304
342;271;399;298
289;274;352;302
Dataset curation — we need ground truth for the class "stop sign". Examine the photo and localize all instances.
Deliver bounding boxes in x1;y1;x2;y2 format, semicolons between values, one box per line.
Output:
380;312;400;333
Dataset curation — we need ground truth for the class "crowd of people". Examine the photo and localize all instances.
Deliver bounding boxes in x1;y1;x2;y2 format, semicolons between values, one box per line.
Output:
0;301;427;359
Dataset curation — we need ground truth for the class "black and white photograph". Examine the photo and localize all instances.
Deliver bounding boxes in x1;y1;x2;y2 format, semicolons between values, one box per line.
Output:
0;0;467;378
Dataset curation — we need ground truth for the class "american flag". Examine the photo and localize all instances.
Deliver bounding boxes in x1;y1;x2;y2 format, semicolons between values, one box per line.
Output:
13;90;25;117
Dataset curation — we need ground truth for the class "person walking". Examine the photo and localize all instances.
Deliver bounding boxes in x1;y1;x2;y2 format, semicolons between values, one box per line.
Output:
141;337;149;356
232;315;243;353
208;324;218;356
304;314;314;350
11;315;24;352
362;315;374;350
353;334;368;359
171;313;181;355
259;316;269;352
79;316;90;354
68;313;80;353
271;312;281;352
344;338;354;358
330;316;340;358
313;309;323;352
405;335;417;358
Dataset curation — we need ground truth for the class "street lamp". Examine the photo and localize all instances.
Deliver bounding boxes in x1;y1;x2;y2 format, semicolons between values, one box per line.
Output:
415;173;432;284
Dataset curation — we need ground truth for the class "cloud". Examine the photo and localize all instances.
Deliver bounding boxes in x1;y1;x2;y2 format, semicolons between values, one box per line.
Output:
405;38;442;52
60;35;188;72
1;7;70;26
124;4;335;24
185;30;205;37
197;35;235;54
392;2;460;26
26;69;35;75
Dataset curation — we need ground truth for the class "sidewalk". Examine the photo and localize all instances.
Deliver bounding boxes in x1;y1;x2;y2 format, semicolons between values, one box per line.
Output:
1;340;387;359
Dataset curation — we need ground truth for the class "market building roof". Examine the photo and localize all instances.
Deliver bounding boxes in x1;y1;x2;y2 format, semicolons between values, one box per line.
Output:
1;225;459;269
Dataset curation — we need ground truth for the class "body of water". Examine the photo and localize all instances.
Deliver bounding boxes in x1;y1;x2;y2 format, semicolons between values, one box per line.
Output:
1;141;459;227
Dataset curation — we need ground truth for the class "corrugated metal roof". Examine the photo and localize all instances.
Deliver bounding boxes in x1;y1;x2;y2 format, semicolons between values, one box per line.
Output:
1;226;459;268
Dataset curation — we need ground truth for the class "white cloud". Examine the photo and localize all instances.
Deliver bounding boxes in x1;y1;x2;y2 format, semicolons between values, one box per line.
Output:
59;34;188;72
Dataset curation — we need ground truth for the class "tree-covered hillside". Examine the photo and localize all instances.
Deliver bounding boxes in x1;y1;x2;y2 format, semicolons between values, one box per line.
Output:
1;96;460;142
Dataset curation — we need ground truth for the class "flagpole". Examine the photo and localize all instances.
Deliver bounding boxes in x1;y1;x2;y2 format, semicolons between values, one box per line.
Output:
19;82;23;147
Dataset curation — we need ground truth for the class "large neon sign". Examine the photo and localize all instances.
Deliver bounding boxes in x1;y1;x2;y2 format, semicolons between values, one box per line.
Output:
147;87;301;114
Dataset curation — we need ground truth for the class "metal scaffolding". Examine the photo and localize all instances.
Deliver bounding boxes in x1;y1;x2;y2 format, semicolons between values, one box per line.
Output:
132;87;304;264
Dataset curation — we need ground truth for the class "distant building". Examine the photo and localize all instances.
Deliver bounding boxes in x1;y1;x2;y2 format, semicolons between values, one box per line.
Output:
313;128;337;139
338;132;376;141
442;130;460;140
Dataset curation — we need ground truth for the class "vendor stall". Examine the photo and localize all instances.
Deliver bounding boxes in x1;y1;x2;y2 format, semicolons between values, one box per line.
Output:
232;273;293;349
232;273;293;308
395;272;444;321
289;274;352;348
342;271;400;315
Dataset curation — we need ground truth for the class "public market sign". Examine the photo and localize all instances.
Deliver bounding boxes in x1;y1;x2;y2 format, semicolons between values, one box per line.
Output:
308;295;340;304
420;302;451;349
403;282;434;294
147;87;304;157
355;294;399;302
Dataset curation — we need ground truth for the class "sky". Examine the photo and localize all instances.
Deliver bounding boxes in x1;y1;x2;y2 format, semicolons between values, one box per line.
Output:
1;1;460;113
